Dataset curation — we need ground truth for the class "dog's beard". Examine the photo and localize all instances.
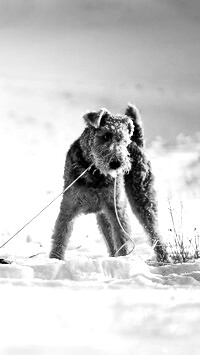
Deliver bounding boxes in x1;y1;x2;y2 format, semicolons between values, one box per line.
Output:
92;153;132;178
108;168;122;178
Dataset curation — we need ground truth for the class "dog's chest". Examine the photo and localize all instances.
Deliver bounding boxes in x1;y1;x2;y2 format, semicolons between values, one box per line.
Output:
76;168;112;189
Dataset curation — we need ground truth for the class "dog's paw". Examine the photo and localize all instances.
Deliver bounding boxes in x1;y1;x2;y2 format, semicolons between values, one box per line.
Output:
49;250;65;260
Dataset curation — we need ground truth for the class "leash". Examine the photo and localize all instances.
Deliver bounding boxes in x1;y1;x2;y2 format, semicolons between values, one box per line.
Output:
0;164;93;250
113;177;135;256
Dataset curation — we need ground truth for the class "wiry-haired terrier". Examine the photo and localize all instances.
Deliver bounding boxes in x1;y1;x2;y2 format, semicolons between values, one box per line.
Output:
49;104;168;262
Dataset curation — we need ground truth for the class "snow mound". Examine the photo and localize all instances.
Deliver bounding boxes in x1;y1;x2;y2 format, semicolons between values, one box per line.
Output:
1;251;200;288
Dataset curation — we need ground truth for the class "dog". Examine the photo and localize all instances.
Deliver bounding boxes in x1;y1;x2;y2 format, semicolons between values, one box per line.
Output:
49;104;168;262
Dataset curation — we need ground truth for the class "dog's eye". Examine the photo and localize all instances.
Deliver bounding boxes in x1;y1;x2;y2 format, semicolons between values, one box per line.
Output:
102;132;112;141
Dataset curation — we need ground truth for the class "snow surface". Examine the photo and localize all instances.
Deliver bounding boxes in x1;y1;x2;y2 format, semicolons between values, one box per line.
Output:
1;236;200;355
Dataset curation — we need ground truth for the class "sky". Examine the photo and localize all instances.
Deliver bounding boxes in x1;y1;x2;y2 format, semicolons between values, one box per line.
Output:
0;0;200;142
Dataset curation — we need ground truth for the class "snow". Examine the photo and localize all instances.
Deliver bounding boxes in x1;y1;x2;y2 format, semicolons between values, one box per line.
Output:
1;240;200;355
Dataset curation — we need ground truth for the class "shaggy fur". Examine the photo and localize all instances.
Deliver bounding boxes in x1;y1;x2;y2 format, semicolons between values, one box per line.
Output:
49;104;168;261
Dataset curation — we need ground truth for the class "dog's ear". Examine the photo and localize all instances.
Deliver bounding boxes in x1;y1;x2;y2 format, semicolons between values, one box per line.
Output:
125;104;141;125
127;120;134;136
83;108;110;128
125;103;144;147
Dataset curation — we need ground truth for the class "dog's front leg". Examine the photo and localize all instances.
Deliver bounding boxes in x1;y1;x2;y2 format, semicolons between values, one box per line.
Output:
49;192;80;260
103;181;134;256
96;212;116;256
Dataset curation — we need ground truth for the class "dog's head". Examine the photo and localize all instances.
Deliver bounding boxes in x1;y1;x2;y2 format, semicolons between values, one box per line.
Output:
82;107;135;177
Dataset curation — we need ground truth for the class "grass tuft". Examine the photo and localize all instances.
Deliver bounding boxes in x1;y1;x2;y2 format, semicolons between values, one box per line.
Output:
166;200;200;263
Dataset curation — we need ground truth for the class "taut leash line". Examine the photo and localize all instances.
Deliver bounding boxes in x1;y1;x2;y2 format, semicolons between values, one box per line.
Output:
0;164;93;250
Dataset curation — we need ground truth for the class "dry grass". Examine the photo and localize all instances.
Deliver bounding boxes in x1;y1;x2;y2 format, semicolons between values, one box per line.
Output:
166;200;200;263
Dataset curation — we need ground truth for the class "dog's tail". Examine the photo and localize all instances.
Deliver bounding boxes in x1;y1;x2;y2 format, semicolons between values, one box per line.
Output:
125;104;144;148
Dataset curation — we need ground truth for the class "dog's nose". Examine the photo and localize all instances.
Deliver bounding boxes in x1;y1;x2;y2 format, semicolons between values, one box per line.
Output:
109;160;121;170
